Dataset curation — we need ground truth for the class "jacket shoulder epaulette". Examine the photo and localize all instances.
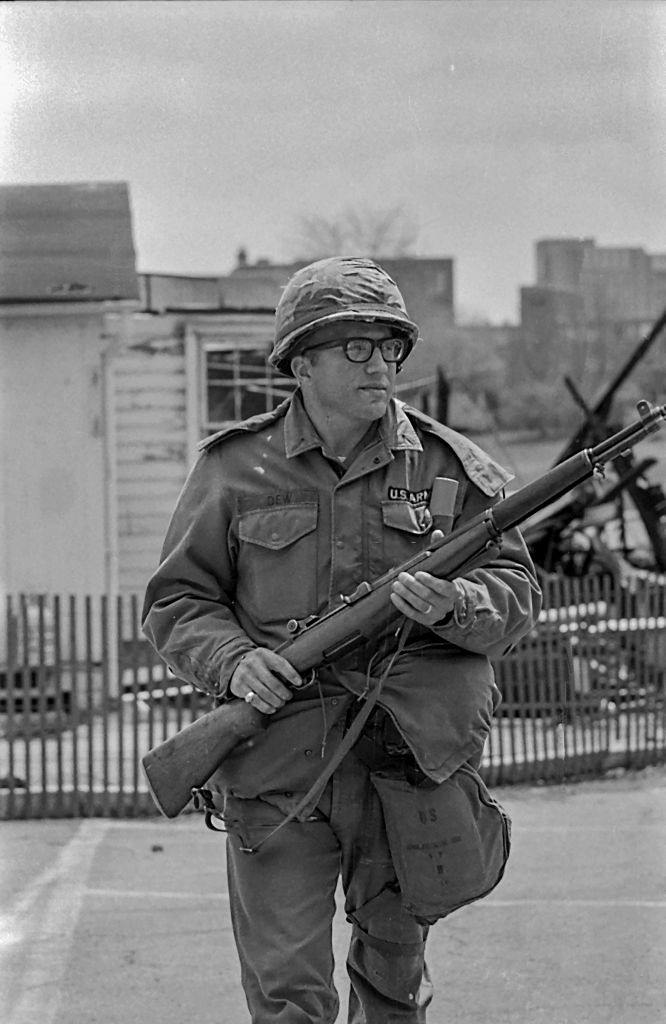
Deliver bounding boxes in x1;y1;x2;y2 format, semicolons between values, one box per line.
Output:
401;403;514;497
198;399;290;453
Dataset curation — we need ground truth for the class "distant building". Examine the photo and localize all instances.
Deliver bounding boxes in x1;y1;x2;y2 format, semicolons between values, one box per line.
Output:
644;252;666;316
520;285;586;340
506;286;586;390
512;238;666;397
521;285;586;371
535;238;596;296
535;237;665;322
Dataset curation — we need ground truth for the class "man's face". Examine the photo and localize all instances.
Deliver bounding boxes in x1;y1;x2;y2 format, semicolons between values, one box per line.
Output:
294;321;400;426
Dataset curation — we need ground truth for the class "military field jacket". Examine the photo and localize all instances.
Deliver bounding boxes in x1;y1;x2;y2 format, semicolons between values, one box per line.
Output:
142;393;541;804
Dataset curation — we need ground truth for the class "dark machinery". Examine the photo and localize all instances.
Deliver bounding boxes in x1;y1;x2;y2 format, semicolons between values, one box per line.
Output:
522;310;666;578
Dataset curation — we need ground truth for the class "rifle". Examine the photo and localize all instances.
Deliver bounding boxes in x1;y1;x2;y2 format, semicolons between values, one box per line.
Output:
142;400;665;818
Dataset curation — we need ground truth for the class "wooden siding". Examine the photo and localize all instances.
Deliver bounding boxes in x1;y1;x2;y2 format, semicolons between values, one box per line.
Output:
110;312;278;597
111;347;189;595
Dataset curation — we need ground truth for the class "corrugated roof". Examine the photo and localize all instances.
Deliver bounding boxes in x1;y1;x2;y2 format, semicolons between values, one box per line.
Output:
0;181;139;302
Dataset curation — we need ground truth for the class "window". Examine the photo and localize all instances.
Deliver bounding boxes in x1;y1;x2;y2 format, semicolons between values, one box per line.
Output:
204;345;295;433
433;269;452;303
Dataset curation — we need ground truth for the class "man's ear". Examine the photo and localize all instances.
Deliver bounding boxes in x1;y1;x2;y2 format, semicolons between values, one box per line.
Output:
290;353;312;382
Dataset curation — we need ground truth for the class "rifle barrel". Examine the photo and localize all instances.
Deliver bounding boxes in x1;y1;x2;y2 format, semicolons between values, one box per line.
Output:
493;401;666;534
590;401;666;463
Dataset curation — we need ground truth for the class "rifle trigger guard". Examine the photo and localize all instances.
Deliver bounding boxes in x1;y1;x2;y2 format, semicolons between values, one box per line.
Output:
191;787;228;833
294;668;317;690
203;811;227;833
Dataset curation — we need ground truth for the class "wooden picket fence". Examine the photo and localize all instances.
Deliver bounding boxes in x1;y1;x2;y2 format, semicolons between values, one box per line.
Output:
1;573;664;819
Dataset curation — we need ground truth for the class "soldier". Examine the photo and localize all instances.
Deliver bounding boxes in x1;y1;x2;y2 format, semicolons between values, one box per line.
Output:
142;256;541;1022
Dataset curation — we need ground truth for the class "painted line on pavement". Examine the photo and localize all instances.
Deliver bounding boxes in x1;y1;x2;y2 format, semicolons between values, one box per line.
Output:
85;886;229;900
515;824;666;832
482;898;666;908
80;888;666;909
1;819;109;1024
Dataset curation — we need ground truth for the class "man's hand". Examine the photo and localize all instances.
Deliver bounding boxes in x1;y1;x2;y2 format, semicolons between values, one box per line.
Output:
389;529;459;627
390;570;458;626
229;648;302;714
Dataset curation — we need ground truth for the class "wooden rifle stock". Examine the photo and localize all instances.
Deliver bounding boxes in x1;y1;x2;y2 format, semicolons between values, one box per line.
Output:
141;401;665;818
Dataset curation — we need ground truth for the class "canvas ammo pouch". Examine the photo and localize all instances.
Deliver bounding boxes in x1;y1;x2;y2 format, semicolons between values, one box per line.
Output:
370;763;511;924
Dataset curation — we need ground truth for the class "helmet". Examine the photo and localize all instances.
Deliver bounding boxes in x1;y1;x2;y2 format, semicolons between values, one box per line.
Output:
269;256;420;377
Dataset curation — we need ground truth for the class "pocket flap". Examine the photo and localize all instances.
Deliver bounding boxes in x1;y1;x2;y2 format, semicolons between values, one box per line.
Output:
238;503;318;550
381;500;431;535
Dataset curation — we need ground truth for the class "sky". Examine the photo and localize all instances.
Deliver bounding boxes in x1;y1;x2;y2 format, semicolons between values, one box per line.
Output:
1;0;664;323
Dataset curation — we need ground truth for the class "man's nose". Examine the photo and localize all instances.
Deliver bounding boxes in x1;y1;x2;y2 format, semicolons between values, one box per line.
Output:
365;344;389;370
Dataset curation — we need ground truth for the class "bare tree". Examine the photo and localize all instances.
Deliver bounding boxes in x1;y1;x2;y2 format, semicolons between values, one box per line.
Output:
291;204;419;259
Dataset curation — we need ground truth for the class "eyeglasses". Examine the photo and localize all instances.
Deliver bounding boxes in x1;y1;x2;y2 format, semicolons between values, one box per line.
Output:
302;335;408;364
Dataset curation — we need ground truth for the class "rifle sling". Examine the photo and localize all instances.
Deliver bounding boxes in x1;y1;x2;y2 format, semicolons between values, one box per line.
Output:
237;619;414;854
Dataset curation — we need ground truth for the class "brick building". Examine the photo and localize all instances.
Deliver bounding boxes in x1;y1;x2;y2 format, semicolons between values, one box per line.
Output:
535;237;665;323
510;238;666;401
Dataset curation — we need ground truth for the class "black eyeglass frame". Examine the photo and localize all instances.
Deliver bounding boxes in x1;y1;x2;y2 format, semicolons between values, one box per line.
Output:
300;335;409;364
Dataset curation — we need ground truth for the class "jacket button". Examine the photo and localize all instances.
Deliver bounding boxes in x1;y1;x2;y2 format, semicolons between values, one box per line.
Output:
331;698;338;706
284;791;293;798
304;749;313;757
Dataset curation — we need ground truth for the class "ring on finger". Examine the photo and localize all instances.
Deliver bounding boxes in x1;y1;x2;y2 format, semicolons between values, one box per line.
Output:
423;603;433;615
244;690;256;704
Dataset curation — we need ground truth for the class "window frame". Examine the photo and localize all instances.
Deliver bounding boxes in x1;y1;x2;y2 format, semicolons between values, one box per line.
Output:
200;335;295;435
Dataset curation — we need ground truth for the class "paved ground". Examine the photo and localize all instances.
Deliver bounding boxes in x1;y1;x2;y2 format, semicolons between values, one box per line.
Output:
2;767;665;1024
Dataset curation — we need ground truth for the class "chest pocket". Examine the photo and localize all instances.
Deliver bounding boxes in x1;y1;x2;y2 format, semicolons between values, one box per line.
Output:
381;500;432;570
236;503;319;624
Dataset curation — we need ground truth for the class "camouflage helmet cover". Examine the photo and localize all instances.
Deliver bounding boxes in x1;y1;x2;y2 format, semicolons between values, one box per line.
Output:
269;256;420;376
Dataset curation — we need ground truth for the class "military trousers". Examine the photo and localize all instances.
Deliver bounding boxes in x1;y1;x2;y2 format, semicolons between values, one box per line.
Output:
224;745;434;1024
